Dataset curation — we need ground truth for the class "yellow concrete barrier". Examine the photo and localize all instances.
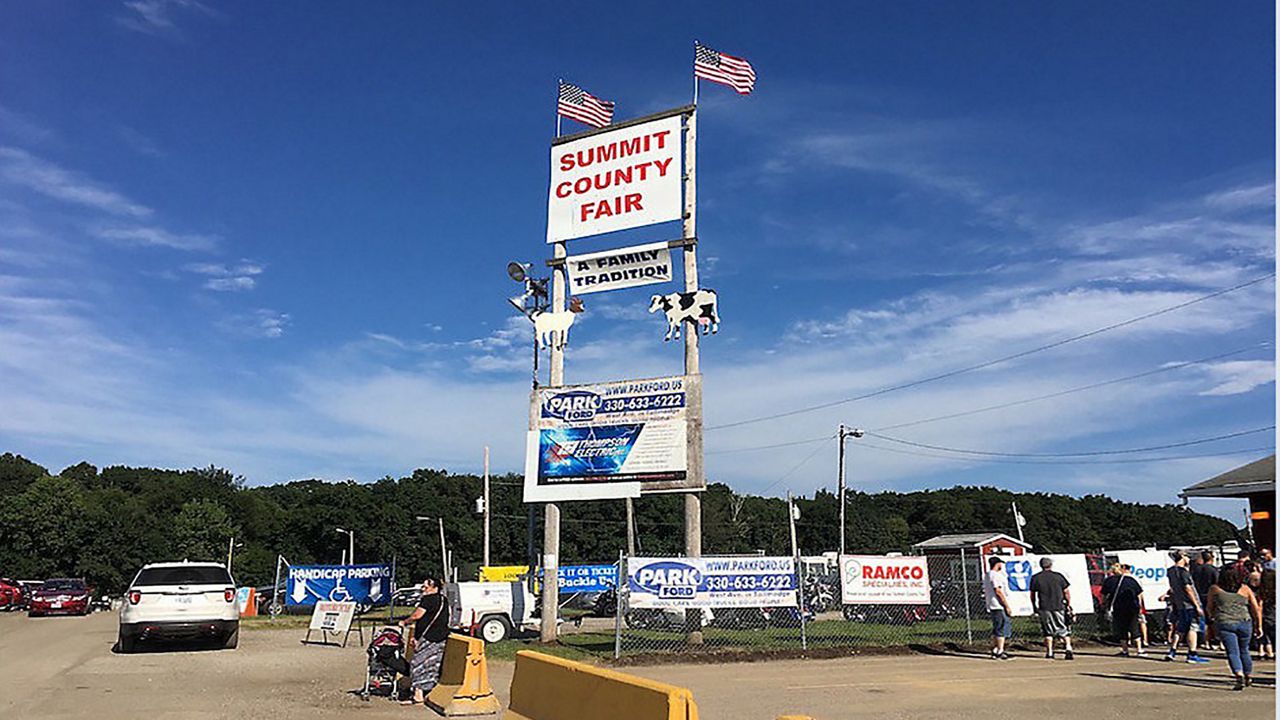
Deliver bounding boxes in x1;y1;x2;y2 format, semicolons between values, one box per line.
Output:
504;650;699;720
425;633;502;716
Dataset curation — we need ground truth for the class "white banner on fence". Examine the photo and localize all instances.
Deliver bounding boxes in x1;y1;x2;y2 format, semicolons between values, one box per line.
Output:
566;241;673;295
840;555;932;605
547;114;683;243
627;556;797;609
994;554;1094;617
1113;549;1175;610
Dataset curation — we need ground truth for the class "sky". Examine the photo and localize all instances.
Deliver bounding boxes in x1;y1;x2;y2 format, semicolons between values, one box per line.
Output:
0;2;1275;523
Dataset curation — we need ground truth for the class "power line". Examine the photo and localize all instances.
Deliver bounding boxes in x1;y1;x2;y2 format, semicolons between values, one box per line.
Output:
758;436;836;496
706;434;835;455
864;426;1275;458
856;440;1276;466
872;343;1269;432
707;273;1275;432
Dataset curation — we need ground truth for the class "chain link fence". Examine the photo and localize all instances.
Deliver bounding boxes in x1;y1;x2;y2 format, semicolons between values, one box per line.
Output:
606;550;1105;658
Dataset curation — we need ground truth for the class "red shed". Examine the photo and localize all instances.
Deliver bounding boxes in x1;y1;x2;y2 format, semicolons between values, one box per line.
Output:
913;532;1031;558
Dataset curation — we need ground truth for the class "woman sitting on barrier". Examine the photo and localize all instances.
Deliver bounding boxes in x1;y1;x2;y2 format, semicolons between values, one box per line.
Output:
397;577;450;706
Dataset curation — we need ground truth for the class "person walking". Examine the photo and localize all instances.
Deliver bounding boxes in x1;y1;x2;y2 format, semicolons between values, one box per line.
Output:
1106;565;1146;656
1192;551;1219;649
1207;567;1264;690
983;556;1014;660
1261;548;1276;572
1029;557;1074;660
1166;550;1209;664
396;577;450;706
1259;569;1276;661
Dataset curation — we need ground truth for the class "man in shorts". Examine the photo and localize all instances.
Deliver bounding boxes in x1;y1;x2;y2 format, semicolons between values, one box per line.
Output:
1166;550;1209;664
1029;557;1074;660
983;555;1013;660
1191;550;1219;649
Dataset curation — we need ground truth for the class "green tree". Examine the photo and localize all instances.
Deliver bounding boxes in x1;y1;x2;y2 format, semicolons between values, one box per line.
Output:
172;499;239;563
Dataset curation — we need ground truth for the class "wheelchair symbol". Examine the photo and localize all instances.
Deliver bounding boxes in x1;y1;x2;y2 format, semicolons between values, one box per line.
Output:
329;582;353;602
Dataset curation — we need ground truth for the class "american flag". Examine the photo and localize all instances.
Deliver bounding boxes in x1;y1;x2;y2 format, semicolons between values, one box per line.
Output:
557;81;615;128
695;42;756;95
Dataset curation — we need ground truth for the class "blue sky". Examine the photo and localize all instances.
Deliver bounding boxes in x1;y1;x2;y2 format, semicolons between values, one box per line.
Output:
0;2;1274;521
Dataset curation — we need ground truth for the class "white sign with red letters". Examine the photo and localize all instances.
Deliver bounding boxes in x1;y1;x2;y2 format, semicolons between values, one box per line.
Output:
840;555;932;605
547;115;682;243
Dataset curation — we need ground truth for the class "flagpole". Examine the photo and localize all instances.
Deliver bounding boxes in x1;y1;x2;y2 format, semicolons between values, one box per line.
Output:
556;78;562;138
692;42;700;106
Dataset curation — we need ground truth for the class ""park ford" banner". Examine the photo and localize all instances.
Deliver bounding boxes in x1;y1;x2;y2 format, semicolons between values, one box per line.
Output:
627;556;797;609
524;375;692;502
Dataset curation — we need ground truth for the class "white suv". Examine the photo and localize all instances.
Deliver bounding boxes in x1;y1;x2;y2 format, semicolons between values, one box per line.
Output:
118;561;239;653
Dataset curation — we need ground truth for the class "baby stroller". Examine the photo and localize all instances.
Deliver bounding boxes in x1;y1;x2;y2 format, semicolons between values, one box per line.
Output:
361;626;409;701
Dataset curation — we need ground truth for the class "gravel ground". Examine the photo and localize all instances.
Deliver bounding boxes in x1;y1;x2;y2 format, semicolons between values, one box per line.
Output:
1;611;1272;719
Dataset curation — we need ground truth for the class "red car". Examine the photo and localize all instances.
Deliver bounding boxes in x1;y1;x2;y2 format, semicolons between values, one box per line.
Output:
0;577;25;610
28;578;93;616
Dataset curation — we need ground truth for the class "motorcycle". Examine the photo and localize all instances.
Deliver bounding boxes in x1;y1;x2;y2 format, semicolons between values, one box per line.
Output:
591;584;617;617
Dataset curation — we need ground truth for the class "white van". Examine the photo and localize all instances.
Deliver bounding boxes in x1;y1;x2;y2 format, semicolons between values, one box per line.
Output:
118;561;239;653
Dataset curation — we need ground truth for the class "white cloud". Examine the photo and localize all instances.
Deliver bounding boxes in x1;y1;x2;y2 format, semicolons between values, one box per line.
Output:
94;225;219;252
116;126;165;157
204;276;255;292
1197;360;1276;397
183;260;263;290
0;147;152;217
117;0;215;37
218;309;289;339
1203;183;1275;211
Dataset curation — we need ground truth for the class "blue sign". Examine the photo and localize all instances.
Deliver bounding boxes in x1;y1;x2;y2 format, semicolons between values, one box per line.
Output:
627;556;797;609
285;564;393;607
1005;560;1033;592
539;425;643;479
558;564;618;594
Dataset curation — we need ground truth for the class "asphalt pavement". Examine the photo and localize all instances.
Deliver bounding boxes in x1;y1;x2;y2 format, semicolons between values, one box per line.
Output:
0;611;1272;719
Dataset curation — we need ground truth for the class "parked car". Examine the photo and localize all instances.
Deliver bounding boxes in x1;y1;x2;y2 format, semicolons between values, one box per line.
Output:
0;577;26;610
28;578;93;616
117;561;239;653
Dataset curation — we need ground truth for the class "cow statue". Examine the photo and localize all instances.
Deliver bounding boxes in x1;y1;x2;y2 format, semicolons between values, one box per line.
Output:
532;297;584;351
648;289;720;342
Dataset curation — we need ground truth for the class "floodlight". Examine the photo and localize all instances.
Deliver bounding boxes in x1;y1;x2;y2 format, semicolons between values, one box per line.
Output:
507;262;530;283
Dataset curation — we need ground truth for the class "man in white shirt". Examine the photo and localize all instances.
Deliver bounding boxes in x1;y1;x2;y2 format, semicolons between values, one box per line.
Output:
983;555;1014;659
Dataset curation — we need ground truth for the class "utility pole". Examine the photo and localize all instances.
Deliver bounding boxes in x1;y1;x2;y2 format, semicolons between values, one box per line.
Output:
787;491;806;650
837;425;863;557
682;106;704;645
541;240;567;643
625;497;636;557
483;446;491;567
1011;501;1026;545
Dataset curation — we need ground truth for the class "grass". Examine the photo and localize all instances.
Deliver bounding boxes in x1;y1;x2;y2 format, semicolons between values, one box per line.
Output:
245;612;1112;663
241;614;312;631
486;632;616;663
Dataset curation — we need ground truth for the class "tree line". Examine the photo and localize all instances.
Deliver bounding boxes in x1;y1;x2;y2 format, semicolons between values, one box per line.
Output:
0;452;1238;593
